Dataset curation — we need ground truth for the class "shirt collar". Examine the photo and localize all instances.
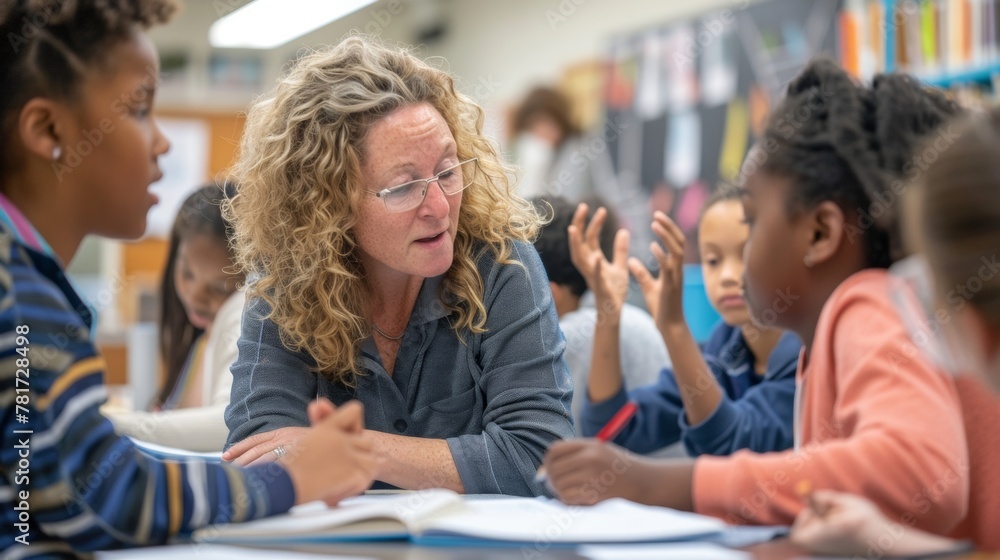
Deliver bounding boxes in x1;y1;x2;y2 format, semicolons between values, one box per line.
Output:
766;332;804;377
0;193;97;338
412;274;452;325
716;327;801;379
0;191;57;262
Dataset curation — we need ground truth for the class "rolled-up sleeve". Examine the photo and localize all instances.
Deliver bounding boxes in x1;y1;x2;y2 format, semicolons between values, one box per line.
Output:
224;296;318;449
446;242;575;495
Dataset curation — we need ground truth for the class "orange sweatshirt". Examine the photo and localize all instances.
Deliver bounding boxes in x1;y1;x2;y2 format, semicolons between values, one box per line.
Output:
947;376;1000;549
693;269;984;539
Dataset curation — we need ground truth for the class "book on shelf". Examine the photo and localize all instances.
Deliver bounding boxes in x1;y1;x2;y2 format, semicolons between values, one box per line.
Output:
840;0;1000;86
192;490;728;546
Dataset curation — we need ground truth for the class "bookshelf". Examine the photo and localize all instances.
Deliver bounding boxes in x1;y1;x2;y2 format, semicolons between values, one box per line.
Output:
841;0;1000;90
919;63;1000;85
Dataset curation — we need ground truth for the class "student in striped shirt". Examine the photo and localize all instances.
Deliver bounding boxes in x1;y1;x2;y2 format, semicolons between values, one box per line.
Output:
0;1;376;556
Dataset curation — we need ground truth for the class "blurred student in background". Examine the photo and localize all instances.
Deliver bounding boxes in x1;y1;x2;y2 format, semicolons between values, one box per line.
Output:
533;196;666;432
510;85;654;269
568;187;800;457
104;182;244;452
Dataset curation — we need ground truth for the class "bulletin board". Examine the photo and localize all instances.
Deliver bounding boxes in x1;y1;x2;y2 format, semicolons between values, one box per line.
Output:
600;0;843;258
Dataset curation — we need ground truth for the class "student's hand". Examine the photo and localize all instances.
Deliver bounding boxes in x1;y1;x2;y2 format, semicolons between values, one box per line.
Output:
567;203;631;319
790;490;881;555
542;439;644;505
282;400;377;506
628;211;686;328
789;490;960;557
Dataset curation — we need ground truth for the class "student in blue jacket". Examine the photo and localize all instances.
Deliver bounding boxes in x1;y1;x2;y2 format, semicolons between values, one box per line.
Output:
569;188;801;456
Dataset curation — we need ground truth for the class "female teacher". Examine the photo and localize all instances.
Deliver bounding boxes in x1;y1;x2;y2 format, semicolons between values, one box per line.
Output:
220;36;575;496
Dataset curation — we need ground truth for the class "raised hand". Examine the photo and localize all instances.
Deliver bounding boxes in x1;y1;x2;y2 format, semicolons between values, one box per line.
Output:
627;211;686;328
567;203;631;320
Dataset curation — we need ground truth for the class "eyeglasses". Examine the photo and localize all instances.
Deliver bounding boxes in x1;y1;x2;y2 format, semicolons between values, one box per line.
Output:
888;255;968;374
365;158;478;213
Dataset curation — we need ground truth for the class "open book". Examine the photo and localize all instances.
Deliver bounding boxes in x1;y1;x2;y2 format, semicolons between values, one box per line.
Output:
127;437;223;462
192;490;727;546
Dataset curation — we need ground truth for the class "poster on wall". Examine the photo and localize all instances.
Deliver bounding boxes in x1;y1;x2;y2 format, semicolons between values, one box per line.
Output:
145;118;210;238
601;0;843;256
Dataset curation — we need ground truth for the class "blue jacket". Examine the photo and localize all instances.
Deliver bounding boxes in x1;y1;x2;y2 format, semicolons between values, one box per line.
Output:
579;323;800;456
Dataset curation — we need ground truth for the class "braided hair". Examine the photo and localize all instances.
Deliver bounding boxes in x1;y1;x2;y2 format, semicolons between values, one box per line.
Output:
0;0;177;178
758;58;961;268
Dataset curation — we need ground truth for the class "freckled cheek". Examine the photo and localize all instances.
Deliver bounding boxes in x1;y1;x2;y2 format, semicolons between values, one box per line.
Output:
369;217;409;258
449;195;463;228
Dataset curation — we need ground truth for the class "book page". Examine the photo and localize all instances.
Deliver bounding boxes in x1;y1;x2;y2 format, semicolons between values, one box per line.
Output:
98;544;373;559
128;437;223;461
194;489;460;542
417;497;726;544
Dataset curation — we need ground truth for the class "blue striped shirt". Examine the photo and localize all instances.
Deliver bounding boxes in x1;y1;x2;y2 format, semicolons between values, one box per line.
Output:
0;223;294;558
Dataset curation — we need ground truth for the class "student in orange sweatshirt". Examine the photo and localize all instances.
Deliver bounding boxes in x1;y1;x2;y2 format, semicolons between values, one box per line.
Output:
542;58;998;545
789;105;1000;556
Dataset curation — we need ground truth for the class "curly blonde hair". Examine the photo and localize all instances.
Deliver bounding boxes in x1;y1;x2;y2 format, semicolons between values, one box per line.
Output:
224;36;541;384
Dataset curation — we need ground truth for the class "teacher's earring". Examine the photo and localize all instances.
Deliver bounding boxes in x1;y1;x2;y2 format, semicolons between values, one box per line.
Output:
52;146;62;161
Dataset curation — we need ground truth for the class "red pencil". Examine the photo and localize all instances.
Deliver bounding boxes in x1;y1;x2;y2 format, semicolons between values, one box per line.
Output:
535;401;638;483
594;401;639;442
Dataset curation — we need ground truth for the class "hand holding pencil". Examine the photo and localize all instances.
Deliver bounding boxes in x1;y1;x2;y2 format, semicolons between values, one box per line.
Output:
538;402;641;505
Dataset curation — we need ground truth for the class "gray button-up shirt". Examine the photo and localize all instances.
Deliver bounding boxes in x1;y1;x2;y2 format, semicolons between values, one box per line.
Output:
225;240;575;496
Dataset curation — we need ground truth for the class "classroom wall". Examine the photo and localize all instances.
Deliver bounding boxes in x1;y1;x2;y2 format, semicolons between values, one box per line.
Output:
105;0;762;388
431;0;758;105
149;0;761;112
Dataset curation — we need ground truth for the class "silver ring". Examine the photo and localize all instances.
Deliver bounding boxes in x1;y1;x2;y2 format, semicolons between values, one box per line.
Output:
272;445;286;459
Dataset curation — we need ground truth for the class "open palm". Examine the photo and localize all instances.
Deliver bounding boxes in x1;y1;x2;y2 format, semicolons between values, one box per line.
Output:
567;203;631;319
628;210;686;328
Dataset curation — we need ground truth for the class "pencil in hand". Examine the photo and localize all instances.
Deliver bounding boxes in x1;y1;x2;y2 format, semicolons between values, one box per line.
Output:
796;480;830;517
535;401;639;484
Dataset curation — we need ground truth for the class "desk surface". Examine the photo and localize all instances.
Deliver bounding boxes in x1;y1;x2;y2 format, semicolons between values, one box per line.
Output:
239;540;986;559
244;541;798;559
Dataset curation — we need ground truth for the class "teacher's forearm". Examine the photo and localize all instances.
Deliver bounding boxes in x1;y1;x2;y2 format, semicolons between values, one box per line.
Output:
368;431;465;492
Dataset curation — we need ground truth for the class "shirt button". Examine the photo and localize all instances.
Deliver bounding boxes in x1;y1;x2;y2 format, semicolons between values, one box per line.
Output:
393;419;408;433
